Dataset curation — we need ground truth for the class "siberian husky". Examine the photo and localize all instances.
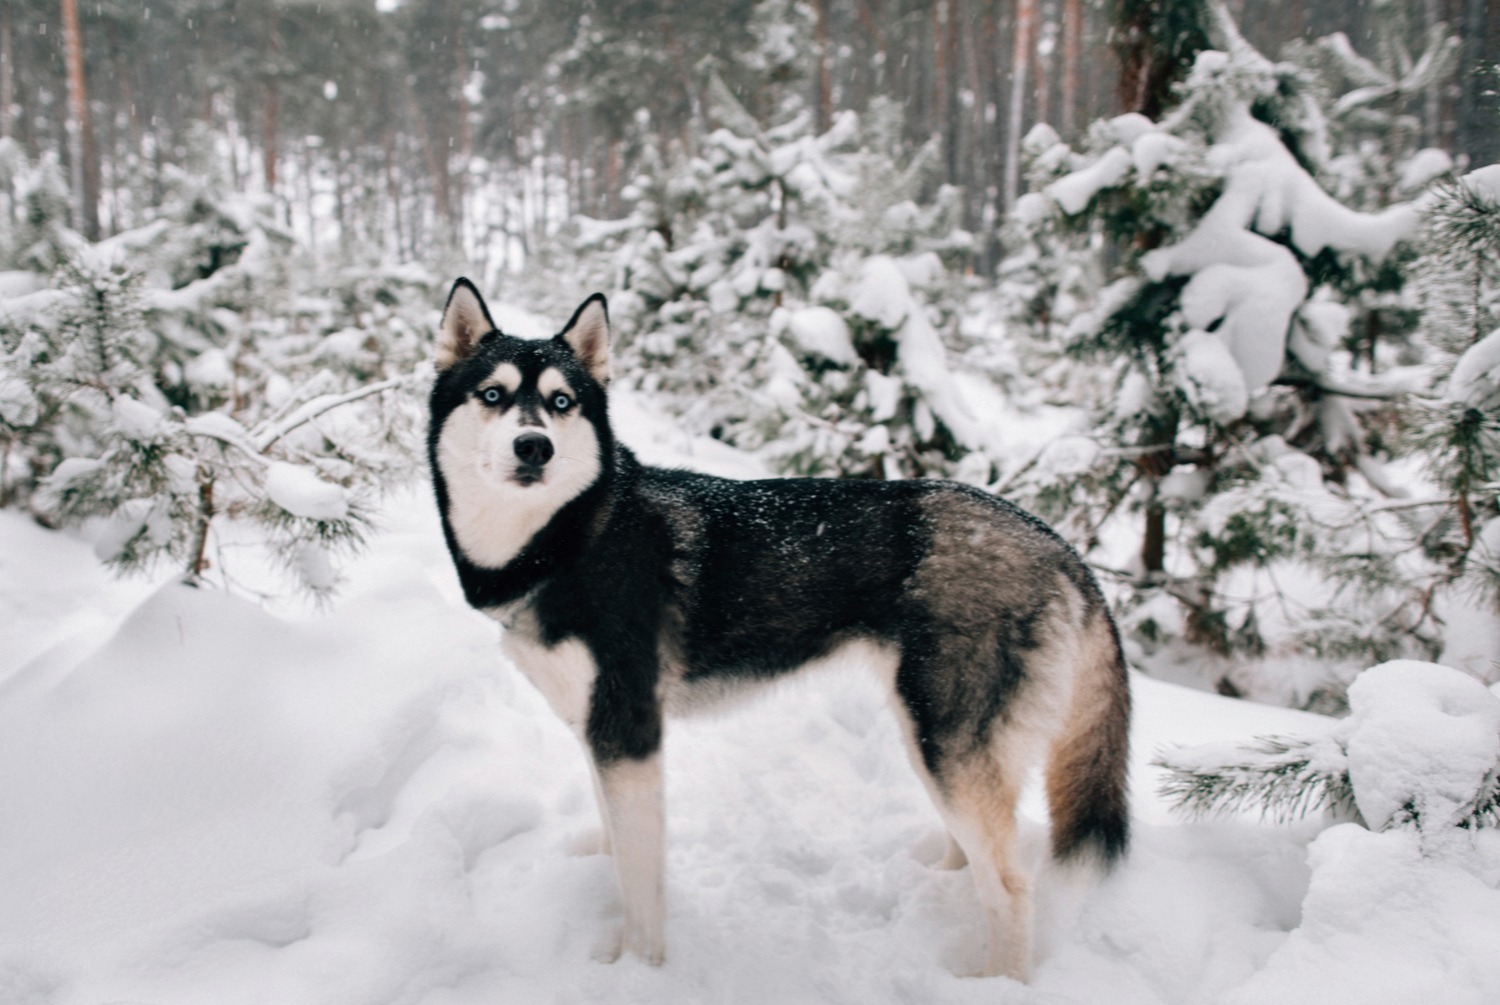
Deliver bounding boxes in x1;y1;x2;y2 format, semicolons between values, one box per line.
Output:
427;279;1130;980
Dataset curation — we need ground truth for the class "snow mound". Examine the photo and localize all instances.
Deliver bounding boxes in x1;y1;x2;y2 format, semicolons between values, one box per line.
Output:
849;257;978;449
1447;327;1500;408
111;395;167;441
1344;661;1500;836
0;567;533;1005
0;372;38;426
1046;146;1132;216
1461;164;1500;203
1222;824;1500;1005
781;306;857;366
1397;148;1453;192
1175;331;1250;424
3;461;1498;1003
848;256;911;330
265;462;349;521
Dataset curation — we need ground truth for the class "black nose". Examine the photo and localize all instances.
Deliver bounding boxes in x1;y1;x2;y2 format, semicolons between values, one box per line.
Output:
513;432;554;466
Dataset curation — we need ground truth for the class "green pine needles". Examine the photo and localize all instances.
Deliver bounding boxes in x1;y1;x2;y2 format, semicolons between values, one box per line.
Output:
1154;735;1360;825
1418;176;1500;353
1156;734;1500;832
1156;662;1500;836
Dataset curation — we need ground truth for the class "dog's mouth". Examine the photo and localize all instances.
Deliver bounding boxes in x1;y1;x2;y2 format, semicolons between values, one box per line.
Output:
511;464;546;487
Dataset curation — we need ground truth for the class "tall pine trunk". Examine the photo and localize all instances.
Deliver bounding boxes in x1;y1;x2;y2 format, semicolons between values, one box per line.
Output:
1;3;13;140
1061;0;1082;136
263;10;280;196
61;0;100;240
1002;0;1036;208
812;0;833;133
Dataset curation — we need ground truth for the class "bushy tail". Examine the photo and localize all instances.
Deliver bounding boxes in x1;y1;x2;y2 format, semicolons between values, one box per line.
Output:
1046;612;1131;867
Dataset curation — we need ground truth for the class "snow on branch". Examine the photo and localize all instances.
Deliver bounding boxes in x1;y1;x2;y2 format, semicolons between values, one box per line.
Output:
1155;662;1500;841
253;374;413;453
1156;734;1358;824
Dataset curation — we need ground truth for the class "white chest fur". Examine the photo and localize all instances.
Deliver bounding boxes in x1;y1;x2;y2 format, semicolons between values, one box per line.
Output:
500;624;598;734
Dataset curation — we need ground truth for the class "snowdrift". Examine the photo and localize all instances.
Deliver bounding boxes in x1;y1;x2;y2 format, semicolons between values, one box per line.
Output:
2;443;1497;1004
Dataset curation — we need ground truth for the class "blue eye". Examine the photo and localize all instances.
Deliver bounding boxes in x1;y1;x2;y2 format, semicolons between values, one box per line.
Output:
553;393;573;411
480;387;503;405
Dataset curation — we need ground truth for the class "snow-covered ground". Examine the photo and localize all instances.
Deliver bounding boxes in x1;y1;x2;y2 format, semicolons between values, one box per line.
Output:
2;398;1497;1005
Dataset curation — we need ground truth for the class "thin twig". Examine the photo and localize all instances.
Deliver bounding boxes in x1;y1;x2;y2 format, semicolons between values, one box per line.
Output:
253;375;409;452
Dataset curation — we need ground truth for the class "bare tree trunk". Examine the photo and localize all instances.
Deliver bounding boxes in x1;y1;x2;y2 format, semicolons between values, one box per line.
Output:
61;0;100;240
107;19;143;162
301;137;317;255
1142;496;1166;575
812;0;833;132
606;140;621;217
1035;11;1052;128
979;3;1004;268
932;1;949;154
0;3;13;140
188;472;215;581
853;0;887;72
1062;0;1082;136
264;10;280;195
960;0;988;257
944;0;961;186
1456;0;1485;161
453;22;472;249
1423;0;1444;147
1002;0;1036;209
384;126;405;259
405;73;452;247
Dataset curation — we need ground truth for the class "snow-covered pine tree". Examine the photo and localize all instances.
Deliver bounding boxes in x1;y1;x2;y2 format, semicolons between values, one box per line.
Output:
3;146;75;274
1005;2;1458;705
1405;168;1500;673
1280;0;1459;372
562;0;992;482
1;180;428;600
1155;661;1500;849
1283;0;1459;212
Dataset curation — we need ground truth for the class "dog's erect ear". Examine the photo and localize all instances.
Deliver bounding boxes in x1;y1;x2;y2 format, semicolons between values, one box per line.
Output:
556;293;610;384
437;278;496;371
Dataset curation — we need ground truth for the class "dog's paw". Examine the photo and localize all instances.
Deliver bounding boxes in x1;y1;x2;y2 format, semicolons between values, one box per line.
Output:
624;927;666;967
935;834;969;871
566;825;612;857
912;829;969;870
591;928;624;964
955;960;1028;982
592;925;665;966
958;947;1028;983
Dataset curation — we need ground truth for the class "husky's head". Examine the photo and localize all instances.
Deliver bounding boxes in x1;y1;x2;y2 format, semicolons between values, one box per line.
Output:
429;279;612;572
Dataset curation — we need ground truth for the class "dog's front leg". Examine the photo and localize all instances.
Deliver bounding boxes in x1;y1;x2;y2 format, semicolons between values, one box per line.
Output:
593;751;666;965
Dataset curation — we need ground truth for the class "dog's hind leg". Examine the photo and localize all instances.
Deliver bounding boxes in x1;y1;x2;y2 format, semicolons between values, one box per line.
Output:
593;753;666;965
935;832;969;870
567;760;615;857
885;652;1036;980
943;759;1032;981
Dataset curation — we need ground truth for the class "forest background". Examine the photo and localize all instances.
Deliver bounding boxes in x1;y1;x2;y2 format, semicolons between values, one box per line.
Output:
6;0;1496;270
2;0;1499;715
3;4;1500;999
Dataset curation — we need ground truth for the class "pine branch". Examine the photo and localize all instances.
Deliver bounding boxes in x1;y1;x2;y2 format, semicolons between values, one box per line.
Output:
1270;374;1415;402
252;374;411;453
183;414;269;468
1157;733;1500;832
1154;735;1360;825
